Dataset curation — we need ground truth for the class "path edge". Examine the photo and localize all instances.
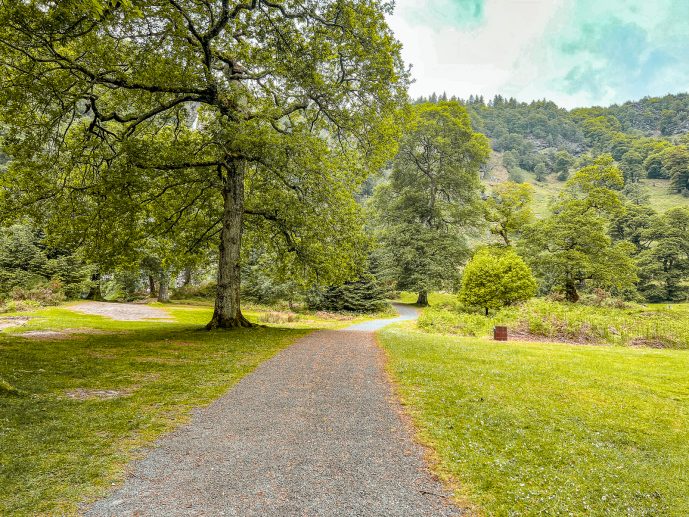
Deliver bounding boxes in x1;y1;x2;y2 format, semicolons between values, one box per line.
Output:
373;326;483;517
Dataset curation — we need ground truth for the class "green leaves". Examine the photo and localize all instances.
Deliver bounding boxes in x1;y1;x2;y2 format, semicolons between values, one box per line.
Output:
521;157;638;301
0;0;409;310
484;181;534;246
459;247;537;314
372;101;489;294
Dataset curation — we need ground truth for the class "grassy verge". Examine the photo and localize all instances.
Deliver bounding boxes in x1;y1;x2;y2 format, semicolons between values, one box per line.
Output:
0;303;311;515
379;325;689;515
395;291;458;306
417;298;689;349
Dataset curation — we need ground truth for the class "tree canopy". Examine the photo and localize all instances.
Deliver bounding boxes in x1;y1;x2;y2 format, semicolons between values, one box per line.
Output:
372;101;490;305
0;0;408;327
521;156;638;301
459;247;536;315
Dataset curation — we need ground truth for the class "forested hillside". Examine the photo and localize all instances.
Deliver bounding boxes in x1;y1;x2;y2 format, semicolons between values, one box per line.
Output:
416;92;689;212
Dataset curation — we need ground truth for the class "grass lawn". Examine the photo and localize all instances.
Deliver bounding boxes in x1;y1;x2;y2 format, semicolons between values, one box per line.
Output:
0;303;317;515
379;325;689;515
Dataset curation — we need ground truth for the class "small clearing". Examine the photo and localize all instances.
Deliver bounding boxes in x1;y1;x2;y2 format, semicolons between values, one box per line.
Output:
16;329;112;340
68;301;173;321
0;317;29;331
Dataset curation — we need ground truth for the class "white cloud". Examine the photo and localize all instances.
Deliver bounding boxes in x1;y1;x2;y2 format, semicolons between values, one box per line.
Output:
389;0;564;101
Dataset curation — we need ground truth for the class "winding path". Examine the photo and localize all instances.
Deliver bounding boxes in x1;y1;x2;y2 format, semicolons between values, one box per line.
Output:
87;304;458;516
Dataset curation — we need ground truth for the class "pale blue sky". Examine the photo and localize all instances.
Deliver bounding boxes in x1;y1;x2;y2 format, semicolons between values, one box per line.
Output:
388;0;689;108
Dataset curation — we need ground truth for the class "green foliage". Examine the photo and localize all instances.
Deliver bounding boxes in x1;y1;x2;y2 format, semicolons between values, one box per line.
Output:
484;181;534;245
660;145;689;193
419;91;689;207
0;224;92;304
552;150;575;181
308;257;388;313
636;207;689;302
620;149;644;183
308;270;388;313
417;297;689;349
100;269;144;302
241;250;299;306
372;102;490;298
0;0;408;325
533;162;548;182
459;247;536;314
521;156;637;301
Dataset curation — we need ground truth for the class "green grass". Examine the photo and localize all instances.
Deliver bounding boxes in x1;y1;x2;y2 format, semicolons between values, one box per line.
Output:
417;298;689;349
379;326;689;515
396;291;458;306
0;303;314;515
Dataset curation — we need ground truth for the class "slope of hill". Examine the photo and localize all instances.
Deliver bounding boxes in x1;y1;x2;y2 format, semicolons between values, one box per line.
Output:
416;92;689;214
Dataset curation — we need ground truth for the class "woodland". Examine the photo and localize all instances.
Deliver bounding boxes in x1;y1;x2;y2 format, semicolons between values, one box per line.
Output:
2;3;689;516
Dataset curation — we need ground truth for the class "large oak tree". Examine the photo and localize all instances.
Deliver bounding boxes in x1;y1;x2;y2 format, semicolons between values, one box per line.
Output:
0;0;407;327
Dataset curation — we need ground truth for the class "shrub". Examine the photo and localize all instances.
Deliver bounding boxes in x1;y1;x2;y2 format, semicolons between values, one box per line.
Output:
9;279;66;306
258;311;300;324
459;247;537;315
0;299;41;313
0;224;92;299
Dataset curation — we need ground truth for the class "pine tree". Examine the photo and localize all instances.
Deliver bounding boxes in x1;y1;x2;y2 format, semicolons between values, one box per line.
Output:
308;271;388;313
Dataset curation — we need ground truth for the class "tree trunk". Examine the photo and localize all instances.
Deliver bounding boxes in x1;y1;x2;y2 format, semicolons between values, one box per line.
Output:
416;290;429;306
182;267;192;287
565;278;579;302
86;273;102;300
485;306;489;316
148;275;157;297
157;270;170;303
207;161;252;329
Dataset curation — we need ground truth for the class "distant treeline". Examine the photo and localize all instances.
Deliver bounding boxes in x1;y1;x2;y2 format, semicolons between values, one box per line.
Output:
415;92;689;195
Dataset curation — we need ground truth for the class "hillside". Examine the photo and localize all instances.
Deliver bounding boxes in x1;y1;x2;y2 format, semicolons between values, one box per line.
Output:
418;92;689;214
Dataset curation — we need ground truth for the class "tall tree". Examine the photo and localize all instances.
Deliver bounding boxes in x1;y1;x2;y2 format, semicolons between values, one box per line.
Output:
0;0;407;328
636;208;689;302
521;155;637;301
372;101;490;305
661;145;689;194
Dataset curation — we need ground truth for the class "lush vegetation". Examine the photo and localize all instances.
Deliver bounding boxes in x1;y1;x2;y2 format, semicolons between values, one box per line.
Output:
458;247;536;315
371;102;489;306
418;92;689;199
416;297;689;349
0;0;408;328
416;94;689;230
1;2;689;515
380;326;689;515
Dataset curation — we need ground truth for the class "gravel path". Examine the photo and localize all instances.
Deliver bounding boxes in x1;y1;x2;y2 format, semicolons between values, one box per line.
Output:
86;305;457;516
68;301;172;321
346;303;419;331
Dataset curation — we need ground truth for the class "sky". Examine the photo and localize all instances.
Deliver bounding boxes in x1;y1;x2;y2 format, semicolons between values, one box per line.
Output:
388;0;689;108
